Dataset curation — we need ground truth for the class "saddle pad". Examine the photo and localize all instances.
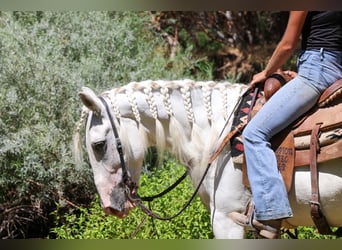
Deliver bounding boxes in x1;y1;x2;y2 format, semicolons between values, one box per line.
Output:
230;88;263;163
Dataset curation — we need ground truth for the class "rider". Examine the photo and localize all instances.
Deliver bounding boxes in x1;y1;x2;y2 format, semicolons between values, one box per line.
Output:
242;11;342;238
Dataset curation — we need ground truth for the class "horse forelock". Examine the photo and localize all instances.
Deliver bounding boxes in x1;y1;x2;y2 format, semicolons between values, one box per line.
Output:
73;106;89;167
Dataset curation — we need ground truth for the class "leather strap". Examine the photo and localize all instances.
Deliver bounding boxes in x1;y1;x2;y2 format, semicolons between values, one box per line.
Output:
318;78;342;107
309;122;334;235
247;87;260;122
208;120;247;164
268;73;287;86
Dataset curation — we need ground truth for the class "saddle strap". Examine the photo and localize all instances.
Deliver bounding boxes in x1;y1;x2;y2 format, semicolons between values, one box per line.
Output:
309;122;334;235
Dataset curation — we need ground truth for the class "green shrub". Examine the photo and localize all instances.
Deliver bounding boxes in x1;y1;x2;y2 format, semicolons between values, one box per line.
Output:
51;158;213;239
0;11;212;238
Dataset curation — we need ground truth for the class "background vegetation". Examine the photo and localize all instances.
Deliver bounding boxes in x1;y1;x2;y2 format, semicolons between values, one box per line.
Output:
0;11;337;239
51;159;213;239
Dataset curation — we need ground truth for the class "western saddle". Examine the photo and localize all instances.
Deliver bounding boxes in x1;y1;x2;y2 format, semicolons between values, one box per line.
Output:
241;74;342;237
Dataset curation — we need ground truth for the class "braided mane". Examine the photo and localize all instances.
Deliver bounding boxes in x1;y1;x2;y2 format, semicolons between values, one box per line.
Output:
74;79;247;171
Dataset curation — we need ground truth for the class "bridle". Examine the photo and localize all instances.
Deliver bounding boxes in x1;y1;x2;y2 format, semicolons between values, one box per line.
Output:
98;88;250;221
98;95;205;220
98;97;138;200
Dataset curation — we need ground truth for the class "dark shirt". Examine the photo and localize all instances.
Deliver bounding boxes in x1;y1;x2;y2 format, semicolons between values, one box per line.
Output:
301;11;342;50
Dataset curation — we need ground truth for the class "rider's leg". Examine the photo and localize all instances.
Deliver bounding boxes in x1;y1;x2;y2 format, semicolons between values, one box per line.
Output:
242;49;342;238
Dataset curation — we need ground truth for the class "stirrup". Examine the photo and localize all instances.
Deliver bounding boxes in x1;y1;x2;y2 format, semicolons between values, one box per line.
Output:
252;219;281;239
229;201;281;239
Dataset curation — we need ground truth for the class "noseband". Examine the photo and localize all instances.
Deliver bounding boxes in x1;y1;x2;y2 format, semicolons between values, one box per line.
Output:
99;96;138;200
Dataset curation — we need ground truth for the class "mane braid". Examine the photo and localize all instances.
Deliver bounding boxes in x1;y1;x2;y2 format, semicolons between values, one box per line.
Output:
103;90;121;119
219;84;229;119
201;82;213;122
125;85;141;123
161;85;173;117
144;86;158;119
180;81;195;124
100;79;240;168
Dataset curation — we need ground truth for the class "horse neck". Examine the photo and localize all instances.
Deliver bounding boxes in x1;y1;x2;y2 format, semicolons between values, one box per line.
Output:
102;79;247;168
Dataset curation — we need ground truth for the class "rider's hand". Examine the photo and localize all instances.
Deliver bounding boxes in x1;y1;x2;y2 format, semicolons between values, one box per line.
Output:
249;70;268;89
283;70;297;79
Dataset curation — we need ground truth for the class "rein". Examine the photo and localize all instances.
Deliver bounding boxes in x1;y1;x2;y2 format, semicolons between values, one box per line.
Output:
139;171;188;202
131;162;211;221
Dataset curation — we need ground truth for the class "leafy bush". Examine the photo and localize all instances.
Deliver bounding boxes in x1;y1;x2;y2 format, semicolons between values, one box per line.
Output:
0;11;212;238
51;159;213;239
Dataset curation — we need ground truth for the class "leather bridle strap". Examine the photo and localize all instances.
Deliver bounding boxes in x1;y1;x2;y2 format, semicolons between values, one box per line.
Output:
247;86;260;122
139;171;188;202
308;122;342;237
99;96;132;188
309;122;334;235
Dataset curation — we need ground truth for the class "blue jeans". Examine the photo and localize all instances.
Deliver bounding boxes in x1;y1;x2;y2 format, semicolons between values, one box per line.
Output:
242;49;342;221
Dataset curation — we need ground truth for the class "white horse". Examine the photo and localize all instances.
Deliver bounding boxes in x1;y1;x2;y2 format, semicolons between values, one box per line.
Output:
74;79;342;239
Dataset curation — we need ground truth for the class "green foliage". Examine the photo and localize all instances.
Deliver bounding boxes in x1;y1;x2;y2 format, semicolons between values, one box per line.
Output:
0;11;92;206
0;11;212;238
51;159;213;239
281;227;339;239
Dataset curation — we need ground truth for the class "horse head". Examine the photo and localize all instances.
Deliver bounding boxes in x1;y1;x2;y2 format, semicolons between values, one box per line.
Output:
78;87;145;218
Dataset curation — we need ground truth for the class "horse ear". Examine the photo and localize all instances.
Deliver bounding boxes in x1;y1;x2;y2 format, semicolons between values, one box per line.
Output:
79;87;104;115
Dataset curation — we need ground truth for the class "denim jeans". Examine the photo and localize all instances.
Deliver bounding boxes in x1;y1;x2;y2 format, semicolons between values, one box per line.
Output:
242;49;342;221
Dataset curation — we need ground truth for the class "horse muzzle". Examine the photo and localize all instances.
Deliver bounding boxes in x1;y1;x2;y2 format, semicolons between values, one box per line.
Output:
102;193;136;218
102;185;137;218
103;206;128;218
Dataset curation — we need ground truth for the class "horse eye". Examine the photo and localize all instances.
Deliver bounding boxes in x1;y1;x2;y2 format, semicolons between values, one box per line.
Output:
92;140;107;153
